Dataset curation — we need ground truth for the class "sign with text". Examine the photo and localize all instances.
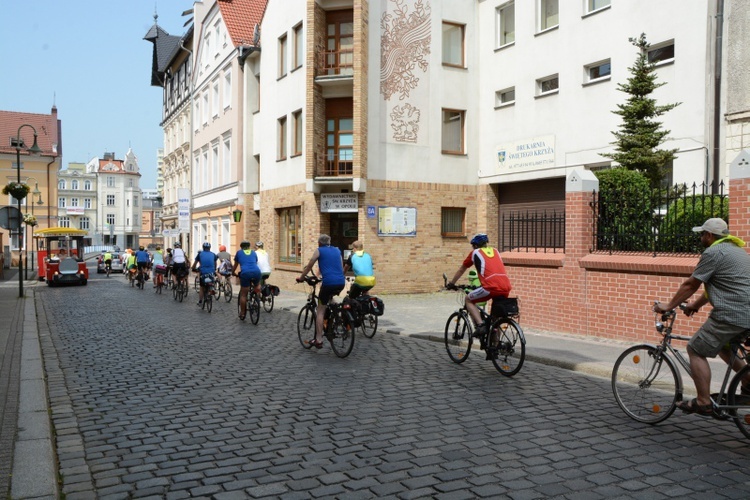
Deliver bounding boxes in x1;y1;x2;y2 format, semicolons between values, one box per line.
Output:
66;207;85;215
494;135;556;175
377;206;417;237
177;188;191;233
320;193;358;213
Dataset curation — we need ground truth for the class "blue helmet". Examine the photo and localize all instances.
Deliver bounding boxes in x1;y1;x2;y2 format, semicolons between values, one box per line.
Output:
202;242;211;250
470;233;489;247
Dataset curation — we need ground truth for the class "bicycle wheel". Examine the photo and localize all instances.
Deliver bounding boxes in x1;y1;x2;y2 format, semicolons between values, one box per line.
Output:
328;313;355;358
727;364;750;439
206;290;213;313
361;313;378;338
194;275;200;292
178;283;185;303
138;272;144;290
263;292;274;312
249;293;261;325
297;304;316;349
173;282;178;300
224;281;232;302
444;312;472;363
491;318;526;377
611;345;679;424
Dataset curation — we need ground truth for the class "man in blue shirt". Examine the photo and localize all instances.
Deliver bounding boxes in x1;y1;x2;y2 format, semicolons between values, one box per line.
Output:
297;234;345;348
191;242;218;305
231;240;262;320
135;246;151;285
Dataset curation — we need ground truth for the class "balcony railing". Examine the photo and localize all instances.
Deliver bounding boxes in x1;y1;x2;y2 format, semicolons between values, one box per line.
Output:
316;49;354;78
315;152;353;177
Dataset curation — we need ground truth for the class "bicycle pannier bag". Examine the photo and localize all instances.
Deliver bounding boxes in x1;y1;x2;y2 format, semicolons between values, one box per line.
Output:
369;297;385;316
154;264;167;275
490;297;519;318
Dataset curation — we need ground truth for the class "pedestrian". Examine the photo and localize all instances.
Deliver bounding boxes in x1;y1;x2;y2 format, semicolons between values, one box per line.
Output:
655;218;750;415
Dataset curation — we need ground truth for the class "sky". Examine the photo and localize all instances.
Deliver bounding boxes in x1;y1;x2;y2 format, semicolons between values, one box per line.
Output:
0;0;194;189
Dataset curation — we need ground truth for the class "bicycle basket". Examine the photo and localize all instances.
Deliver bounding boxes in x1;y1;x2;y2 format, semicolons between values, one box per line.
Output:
490;297;519;318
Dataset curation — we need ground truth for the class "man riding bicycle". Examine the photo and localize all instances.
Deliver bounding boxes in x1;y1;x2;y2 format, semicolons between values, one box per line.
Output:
192;242;218;306
343;240;375;299
171;242;189;287
135;246;151;283
232;240;261;320
447;233;512;359
102;251;113;273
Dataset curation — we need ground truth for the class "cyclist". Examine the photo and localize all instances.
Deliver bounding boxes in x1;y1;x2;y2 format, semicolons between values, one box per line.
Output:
216;244;233;280
231;240;261;320
163;248;173;284
447;233;512;359
171;242;189;289
192;242;218;306
125;249;137;280
151;245;165;288
296;234;346;349
102;250;113;274
255;241;272;286
343;240;375;299
135;245;151;285
655;218;750;415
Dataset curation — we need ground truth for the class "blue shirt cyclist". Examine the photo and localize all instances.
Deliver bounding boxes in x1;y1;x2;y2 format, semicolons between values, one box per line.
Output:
192;242;218;305
231;240;262;321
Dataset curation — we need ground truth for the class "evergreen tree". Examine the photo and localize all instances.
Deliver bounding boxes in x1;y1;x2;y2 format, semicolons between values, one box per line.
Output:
601;33;680;187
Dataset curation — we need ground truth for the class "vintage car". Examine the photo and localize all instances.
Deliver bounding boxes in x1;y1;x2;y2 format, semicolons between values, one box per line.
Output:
33;227;89;286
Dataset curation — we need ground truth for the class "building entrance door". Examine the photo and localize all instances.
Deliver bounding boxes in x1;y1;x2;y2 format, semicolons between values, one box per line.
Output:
330;213;357;256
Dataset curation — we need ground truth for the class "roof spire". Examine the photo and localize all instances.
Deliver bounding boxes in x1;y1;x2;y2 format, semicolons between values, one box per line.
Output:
153;1;158;24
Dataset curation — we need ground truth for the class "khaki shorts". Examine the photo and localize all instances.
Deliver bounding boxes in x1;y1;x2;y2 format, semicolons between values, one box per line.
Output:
688;316;750;358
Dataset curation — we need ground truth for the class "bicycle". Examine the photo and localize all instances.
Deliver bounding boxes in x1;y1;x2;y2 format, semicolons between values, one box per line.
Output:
442;273;526;377
612;303;750;438
105;259;111;277
346;277;383;339
236;278;261;324
296;275;356;358
260;283;279;313
153;265;167;294
215;273;233;302
172;268;189;302
197;273;215;313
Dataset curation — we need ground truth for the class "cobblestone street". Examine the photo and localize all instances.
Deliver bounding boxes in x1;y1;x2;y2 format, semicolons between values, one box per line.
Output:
35;271;750;499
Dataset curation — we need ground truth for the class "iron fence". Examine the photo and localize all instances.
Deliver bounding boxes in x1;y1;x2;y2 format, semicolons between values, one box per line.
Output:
592;181;728;255
499;210;565;253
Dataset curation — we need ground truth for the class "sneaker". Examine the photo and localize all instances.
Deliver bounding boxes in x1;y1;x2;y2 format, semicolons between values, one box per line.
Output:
475;322;488;336
197;300;203;306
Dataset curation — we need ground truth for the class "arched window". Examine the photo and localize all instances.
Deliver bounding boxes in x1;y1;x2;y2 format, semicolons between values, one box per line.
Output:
84;180;92;190
71;180;79;190
58;179;66;190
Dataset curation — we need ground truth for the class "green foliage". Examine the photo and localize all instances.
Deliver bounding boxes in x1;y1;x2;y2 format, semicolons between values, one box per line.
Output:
601;33;681;188
595;168;653;251
659;195;729;253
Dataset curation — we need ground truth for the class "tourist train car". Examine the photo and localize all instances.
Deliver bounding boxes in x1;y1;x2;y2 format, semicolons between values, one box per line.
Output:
33;227;88;286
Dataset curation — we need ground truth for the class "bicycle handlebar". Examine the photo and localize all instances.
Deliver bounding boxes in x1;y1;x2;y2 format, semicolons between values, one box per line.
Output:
297;275;321;286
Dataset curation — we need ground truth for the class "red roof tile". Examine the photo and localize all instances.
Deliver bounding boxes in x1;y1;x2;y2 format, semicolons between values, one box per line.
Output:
218;0;268;47
0;107;61;158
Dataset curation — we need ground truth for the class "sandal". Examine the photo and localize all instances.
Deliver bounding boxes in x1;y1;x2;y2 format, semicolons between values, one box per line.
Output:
677;398;713;416
239;314;246;321
308;339;323;349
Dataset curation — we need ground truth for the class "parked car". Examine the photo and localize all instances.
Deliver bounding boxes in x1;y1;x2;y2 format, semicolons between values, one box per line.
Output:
97;252;124;273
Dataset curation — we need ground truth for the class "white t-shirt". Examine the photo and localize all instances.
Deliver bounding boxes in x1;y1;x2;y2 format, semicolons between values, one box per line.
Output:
256;249;271;273
172;248;186;264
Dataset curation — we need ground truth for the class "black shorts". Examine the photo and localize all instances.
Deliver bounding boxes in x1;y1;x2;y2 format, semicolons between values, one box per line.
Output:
137;262;150;271
319;284;345;306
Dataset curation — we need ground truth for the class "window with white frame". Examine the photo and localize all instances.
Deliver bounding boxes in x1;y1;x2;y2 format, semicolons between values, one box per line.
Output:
223;136;231;184
202;149;209;191
84;198;91;209
202;92;209;125
538;0;559;32
204;32;212;68
536;74;559;96
212;80;220;117
279;206;301;264
212;142;219;189
442;22;465;67
194;101;200;131
71;197;79;207
441;109;465;154
222;219;230;250
278;33;288;78
58;197;66;208
106;213;115;225
214;22;221;56
58;179;65;189
224;69;232;109
107;176;115;187
292;110;303;156
71;179;79;190
584;59;611;83
59;216;70;228
79;217;90;230
293;23;303;69
84;180;91;190
496;2;515;48
194;154;200;191
495;87;516;106
586;0;610;14
107;194;115;206
647;40;675;65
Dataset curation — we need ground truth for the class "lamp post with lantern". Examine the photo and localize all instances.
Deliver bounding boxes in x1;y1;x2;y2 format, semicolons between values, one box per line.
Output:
26;182;44;278
13;124;42;298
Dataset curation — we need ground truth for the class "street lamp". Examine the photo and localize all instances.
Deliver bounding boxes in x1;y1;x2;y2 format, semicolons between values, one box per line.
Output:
27;182;43;278
14;124;42;298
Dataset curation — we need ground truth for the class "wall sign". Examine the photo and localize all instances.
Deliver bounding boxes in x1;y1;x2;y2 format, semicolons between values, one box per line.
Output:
320;193;358;213
493;134;556;175
377;206;417;237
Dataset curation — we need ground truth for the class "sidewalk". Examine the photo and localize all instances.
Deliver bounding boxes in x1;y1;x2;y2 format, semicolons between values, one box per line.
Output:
0;273;726;499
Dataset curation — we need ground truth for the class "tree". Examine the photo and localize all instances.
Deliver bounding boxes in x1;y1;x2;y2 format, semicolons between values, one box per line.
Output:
601;33;681;188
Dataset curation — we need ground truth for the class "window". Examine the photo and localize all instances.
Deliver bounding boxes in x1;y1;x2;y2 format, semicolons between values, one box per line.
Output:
278;116;287;160
223;136;231;184
84;180;91;190
293;23;304;69
194;101;200;131
586;0;610;14
538;0;559;31
585;59;611;83
58;179;66;190
107;176;115;187
107;194;115;206
441;208;466;237
278;33;288;78
212;80;220;117
441;109;465;154
495;87;516;107
279;207;301;264
496;2;515;48
133;197;138;207
648;41;675;65
128;179;133;188
58;197;66;208
106;214;115;225
79;217;90;230
202;149;209;191
212;142;219;188
292;110;303;156
70;198;79;207
224;69;232;109
202;92;209;125
71;180;79;190
442;22;465;67
59;216;70;228
536;74;559;96
84;198;91;209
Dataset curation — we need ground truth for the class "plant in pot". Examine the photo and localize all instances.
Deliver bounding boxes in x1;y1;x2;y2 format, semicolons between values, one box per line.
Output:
2;182;30;200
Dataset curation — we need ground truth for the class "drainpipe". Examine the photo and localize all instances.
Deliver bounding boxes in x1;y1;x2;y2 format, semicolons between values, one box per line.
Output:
712;0;724;193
